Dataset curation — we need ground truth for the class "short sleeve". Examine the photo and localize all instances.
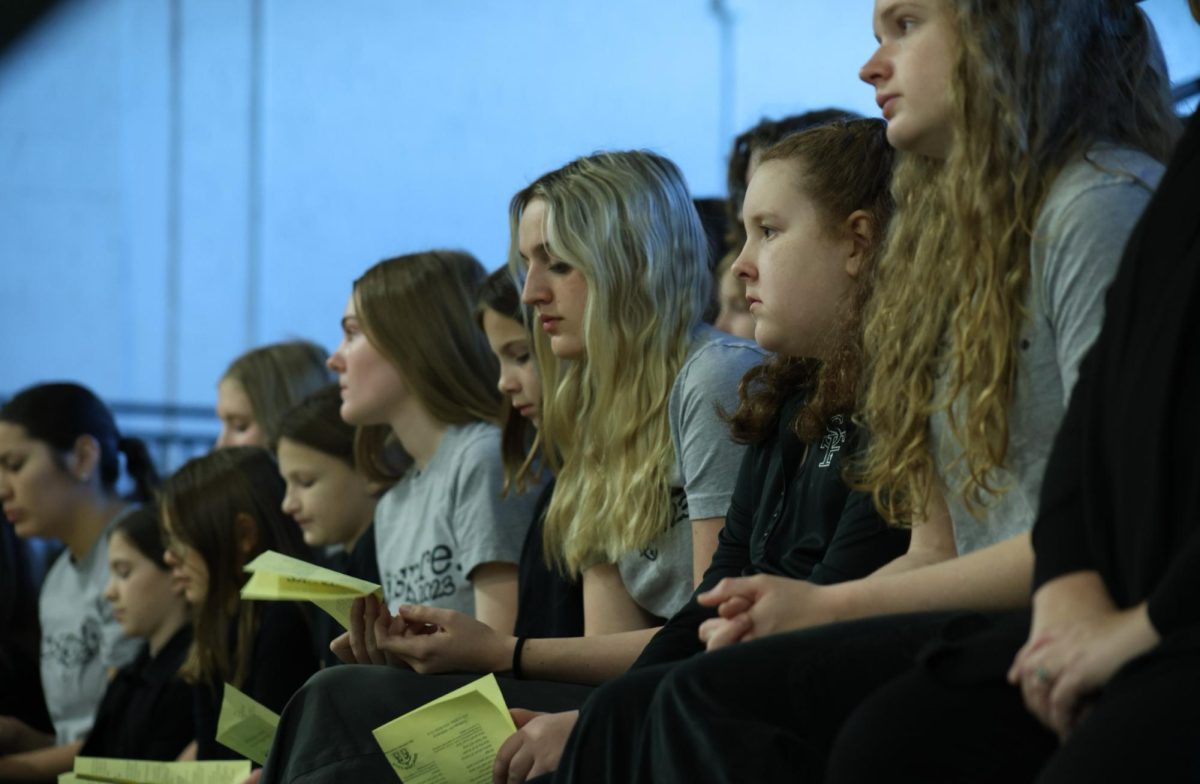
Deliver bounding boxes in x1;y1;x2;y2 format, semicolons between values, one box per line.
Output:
669;336;764;521
451;430;535;579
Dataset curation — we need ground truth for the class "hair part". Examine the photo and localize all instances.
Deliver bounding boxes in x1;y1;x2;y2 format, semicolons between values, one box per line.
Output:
726;119;896;445
160;447;310;689
854;0;1181;525
352;250;501;483
507;150;709;573
0;382;158;502
222;340;333;447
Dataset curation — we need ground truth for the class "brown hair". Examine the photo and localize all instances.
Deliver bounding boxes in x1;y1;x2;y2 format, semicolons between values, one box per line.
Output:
725;119;896;445
474;268;543;495
351;250;501;482
160;447;310;690
222;340;333;447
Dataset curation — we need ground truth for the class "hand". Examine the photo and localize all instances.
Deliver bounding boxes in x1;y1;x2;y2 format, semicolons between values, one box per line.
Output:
696;575;836;651
1008;574;1158;741
377;604;515;674
0;715;48;754
332;595;409;667
493;710;578;784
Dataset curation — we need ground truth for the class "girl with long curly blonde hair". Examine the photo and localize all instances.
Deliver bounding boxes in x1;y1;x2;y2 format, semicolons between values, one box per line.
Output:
592;2;1182;781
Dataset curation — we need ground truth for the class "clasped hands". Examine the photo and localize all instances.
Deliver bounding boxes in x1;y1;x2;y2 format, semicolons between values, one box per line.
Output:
331;594;514;673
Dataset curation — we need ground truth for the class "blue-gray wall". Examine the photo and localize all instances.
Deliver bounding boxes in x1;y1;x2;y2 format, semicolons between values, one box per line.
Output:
2;0;1198;413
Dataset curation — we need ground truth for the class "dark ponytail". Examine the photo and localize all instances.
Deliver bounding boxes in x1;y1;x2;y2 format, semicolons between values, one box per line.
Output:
0;383;159;501
117;437;159;503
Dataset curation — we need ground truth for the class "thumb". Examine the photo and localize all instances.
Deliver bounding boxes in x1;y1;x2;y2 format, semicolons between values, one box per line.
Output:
397;603;448;628
509;708;543;728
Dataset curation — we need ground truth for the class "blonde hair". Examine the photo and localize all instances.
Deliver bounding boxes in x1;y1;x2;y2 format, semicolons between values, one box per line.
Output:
352;250;501;482
855;0;1180;524
508;151;710;573
222;340;333;446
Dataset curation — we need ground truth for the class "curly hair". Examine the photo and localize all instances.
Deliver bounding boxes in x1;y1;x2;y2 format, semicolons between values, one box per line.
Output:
854;0;1180;525
725;119;895;445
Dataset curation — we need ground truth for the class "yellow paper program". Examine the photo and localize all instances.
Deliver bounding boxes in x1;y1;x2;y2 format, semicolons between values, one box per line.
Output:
240;549;383;629
216;683;281;765
69;757;250;784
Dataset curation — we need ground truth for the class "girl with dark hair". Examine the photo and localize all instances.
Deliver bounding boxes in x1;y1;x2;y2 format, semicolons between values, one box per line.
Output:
0;382;157;761
0;507;193;780
159;447;317;761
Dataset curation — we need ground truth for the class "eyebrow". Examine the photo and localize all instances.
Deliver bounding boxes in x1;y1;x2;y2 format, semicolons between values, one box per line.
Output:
501;339;529;353
875;1;904;42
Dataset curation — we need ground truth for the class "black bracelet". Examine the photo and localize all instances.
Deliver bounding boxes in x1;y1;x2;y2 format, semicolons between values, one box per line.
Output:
512;636;529;680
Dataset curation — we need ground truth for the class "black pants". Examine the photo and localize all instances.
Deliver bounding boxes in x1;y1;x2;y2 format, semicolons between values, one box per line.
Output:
828;623;1200;783
552;612;967;784
260;666;594;783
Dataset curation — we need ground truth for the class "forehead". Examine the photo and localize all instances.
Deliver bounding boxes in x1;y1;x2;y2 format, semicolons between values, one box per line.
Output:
0;421;33;450
217;378;252;410
276;437;339;470
342;292;358;317
743;158;801;207
480;307;527;348
107;530;142;561
517;198;549;255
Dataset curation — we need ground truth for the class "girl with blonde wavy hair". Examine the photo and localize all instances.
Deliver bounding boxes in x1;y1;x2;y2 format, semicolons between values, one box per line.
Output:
583;1;1180;782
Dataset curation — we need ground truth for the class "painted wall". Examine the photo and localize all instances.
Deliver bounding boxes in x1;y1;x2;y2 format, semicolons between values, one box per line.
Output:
2;0;1197;419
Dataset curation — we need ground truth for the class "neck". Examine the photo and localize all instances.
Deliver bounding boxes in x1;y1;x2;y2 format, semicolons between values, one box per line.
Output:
389;399;448;471
63;497;127;561
147;603;190;658
343;506;377;555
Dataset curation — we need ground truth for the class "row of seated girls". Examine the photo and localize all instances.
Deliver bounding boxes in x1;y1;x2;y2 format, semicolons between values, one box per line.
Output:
2;0;1198;781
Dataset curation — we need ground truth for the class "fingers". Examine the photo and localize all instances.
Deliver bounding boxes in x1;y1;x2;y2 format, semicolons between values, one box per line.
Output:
330;631;354;664
362;595;388;665
509;709;543;729
505;747;535;784
696;576;756;607
701;614;752;651
348;597;369;664
716;595;753;620
493;731;523;784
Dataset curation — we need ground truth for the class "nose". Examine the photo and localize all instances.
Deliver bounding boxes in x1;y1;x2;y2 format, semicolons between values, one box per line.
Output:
497;366;521;396
281;485;300;516
731;241;756;282
521;265;550;307
0;476;12;502
214;426;232;449
103;575;118;603
327;343;347;373
859;44;889;86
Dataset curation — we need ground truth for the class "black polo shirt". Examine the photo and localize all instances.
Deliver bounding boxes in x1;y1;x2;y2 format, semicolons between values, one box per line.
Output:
80;625;194;759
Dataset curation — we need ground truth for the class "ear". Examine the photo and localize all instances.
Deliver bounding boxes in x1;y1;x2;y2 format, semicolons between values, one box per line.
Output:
233;512;261;562
69;434;102;483
842;210;875;278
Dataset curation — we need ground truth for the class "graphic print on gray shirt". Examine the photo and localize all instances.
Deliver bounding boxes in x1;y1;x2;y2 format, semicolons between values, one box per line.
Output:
374;421;539;616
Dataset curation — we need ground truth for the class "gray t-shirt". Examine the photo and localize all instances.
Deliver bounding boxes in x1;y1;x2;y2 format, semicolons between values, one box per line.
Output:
934;145;1163;554
618;325;765;618
39;507;141;743
374;421;537;616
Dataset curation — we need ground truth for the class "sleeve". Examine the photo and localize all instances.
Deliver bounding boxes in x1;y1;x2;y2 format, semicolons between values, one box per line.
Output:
670;342;764;521
631;445;759;669
1147;530;1200;635
246;603;319;715
805;491;911;586
1038;177;1153;401
452;431;531;578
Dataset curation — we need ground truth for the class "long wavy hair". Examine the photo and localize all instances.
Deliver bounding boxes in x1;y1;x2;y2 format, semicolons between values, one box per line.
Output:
508;150;710;574
854;0;1180;525
726;119;895;444
351;250;501;482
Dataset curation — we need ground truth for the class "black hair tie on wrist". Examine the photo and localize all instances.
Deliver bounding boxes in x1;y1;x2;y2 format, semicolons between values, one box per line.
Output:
512;637;529;680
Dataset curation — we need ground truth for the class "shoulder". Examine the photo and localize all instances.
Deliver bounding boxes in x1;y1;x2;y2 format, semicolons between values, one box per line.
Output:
1036;145;1163;238
673;326;765;398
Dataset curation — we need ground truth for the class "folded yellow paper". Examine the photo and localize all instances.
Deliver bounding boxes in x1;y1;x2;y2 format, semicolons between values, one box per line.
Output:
216;683;281;765
240;550;383;629
71;757;250;784
372;674;517;784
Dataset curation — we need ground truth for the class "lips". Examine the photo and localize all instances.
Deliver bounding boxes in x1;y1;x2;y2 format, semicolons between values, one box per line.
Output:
3;507;23;523
877;94;898;119
539;315;561;333
515;404;536;418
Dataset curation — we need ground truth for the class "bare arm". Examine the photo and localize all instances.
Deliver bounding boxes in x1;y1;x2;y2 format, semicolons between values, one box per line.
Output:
867;487;957;577
691;517;724;587
0;740;82;781
176;740;197;761
471;562;520;634
583;563;655;635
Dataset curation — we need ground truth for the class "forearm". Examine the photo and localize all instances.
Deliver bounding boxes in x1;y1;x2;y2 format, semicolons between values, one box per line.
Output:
691;517;724;587
519;627;660;685
829;532;1034;621
0;740;82;781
